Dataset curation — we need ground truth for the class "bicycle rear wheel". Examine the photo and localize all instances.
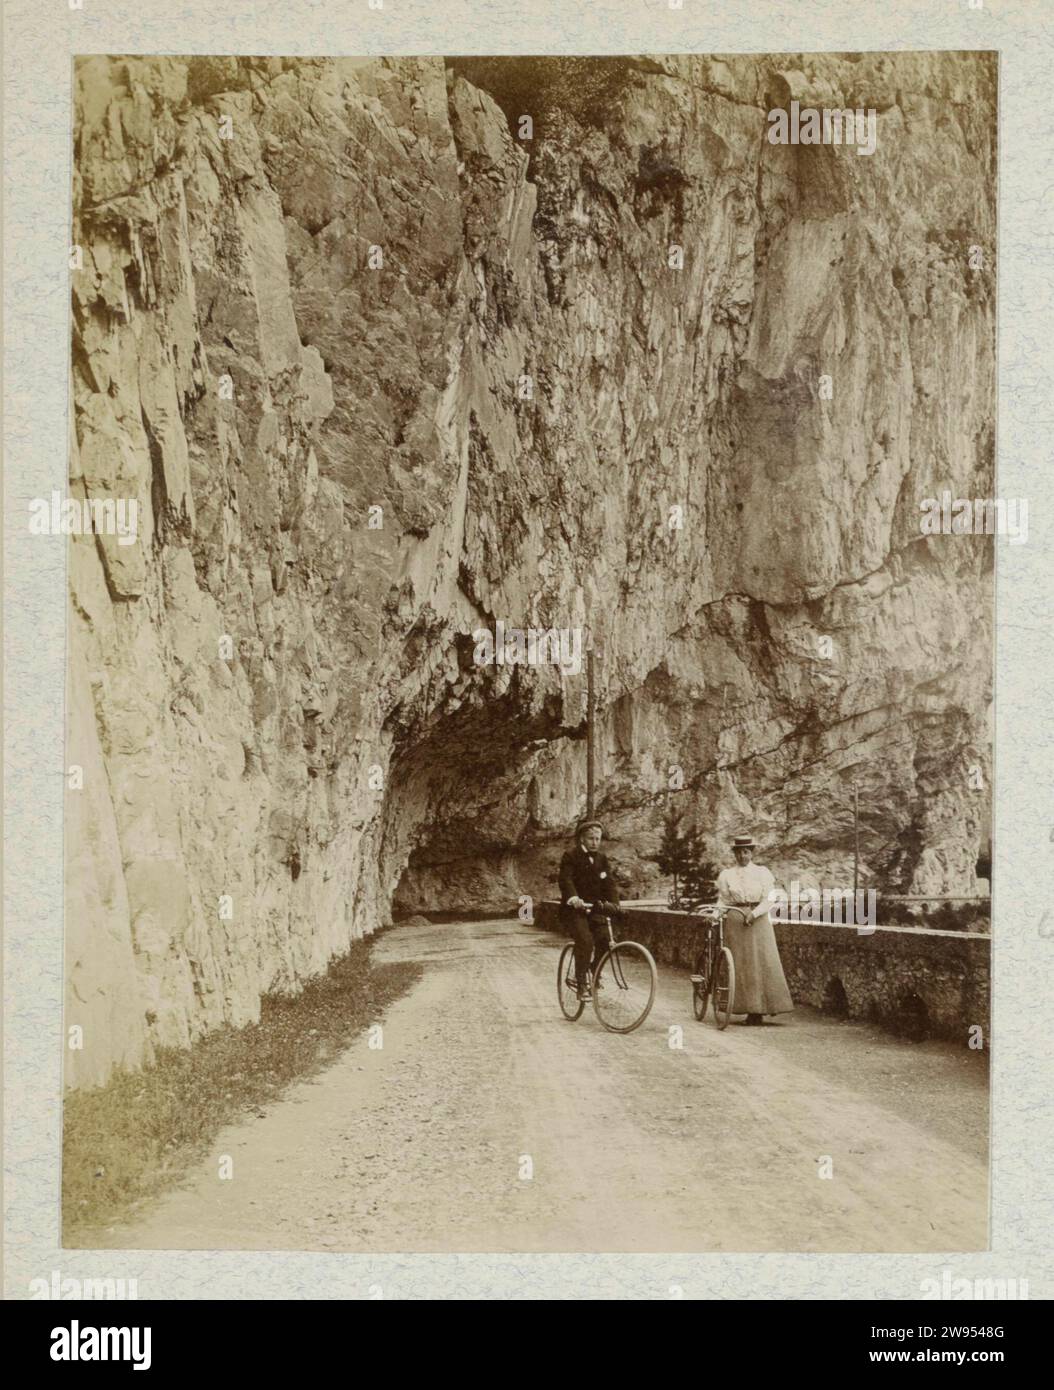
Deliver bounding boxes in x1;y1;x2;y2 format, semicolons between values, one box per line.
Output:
593;942;657;1034
557;943;585;1021
712;946;735;1030
691;948;711;1022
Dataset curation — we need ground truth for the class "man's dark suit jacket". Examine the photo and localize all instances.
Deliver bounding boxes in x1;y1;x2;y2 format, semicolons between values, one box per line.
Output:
558;845;621;915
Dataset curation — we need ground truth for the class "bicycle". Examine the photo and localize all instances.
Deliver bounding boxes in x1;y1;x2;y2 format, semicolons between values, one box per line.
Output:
690;905;737;1030
557;902;658;1033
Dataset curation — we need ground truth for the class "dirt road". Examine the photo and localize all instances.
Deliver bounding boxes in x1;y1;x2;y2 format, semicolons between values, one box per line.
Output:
81;918;988;1253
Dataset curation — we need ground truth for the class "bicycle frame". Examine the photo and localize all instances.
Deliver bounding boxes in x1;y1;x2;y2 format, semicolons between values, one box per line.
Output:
561;900;661;1034
581;903;620;981
559;901;658;1033
699;907;723;969
597;915;635;991
572;902;644;990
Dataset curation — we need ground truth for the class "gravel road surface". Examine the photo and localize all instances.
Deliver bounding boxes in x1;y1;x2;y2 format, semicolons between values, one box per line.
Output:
81;917;989;1253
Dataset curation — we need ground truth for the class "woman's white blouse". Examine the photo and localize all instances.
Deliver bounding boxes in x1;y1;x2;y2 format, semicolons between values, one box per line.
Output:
716;863;776;920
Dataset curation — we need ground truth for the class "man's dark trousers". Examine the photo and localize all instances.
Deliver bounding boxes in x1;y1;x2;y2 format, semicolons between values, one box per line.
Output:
563;907;609;992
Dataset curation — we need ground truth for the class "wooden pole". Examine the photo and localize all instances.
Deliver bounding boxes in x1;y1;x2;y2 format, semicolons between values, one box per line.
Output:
586;648;596;818
853;781;860;896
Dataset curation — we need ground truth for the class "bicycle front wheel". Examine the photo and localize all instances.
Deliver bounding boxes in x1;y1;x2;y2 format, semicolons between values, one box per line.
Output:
557;943;585;1021
712;946;735;1031
691;948;711;1022
593;942;657;1034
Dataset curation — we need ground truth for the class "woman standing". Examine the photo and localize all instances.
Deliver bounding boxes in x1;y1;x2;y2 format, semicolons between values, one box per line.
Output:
716;834;793;1025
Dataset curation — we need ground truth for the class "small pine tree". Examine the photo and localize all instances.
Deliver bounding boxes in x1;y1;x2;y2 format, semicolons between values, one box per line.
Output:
657;810;709;909
656;809;687;904
680;856;720;913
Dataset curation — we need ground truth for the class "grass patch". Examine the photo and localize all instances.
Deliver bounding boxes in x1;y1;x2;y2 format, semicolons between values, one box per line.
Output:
62;938;420;1244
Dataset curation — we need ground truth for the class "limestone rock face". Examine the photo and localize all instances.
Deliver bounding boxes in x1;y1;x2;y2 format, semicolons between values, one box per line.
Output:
67;54;995;1085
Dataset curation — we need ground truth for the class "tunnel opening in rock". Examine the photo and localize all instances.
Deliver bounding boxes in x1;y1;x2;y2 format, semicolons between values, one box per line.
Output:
381;666;585;921
446;56;638;146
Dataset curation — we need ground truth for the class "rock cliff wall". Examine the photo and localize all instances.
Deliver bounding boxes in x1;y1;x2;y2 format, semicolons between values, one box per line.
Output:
67;53;995;1086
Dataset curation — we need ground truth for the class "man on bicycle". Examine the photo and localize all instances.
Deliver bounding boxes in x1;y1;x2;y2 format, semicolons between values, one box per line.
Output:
558;819;620;1001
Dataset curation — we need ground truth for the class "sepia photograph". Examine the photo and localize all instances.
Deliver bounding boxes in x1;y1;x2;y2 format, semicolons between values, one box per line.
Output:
57;49;998;1259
